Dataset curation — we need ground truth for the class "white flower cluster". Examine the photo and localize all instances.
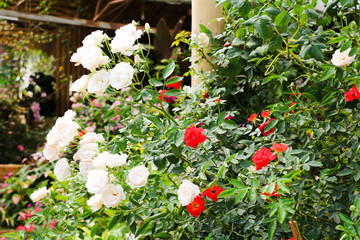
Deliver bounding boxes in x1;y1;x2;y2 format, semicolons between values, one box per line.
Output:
43;110;80;162
70;23;142;96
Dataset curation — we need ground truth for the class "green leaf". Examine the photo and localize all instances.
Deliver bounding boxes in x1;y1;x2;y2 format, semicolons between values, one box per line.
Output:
268;221;277;240
278;206;287;223
350;47;358;57
135;219;151;237
264;119;278;132
91;222;99;237
230;179;245;188
235;189;248;204
337;169;353;176
109;214;123;230
307;161;323;167
218;188;238;198
299;13;308;25
222;120;238;130
269;205;279;217
249;189;257;202
277;181;290;194
328;36;347;44
165;76;183;85
340;41;352;53
302;92;317;101
217;111;227;125
310;45;324;61
155;233;172;239
199;24;212;35
144;114;163;128
149;78;163;87
340;213;355;225
201;160;211;173
275;10;290;27
164;89;181;96
320;67;336;81
162;61;176;79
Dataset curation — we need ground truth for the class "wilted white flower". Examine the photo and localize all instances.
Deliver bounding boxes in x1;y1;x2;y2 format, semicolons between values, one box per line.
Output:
54;158;70;181
30;186;49;202
102;184;125;208
87;194;103;211
86;169;109;194
248;165;256;174
93;151;110;169
107;153;127;168
70;75;89;94
331;48;355;67
177;180;200;206
82;30;108;47
127;165;149;189
87;69;110;96
109;62;134;90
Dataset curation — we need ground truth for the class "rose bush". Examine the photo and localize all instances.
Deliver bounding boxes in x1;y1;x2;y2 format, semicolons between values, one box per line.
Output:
4;1;360;239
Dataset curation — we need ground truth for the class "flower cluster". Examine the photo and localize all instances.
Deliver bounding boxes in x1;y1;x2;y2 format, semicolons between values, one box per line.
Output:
252;143;288;170
177;180;224;217
344;85;360;102
247;111;275;136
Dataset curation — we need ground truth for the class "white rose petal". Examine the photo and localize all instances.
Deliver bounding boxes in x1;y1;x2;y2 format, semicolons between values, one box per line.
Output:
80;46;110;71
79;132;104;145
79;160;93;176
102;184;125;208
76;142;99;162
87;194;103;211
110;34;138;56
87;69;110;96
177;180;200;206
127;165;149;189
70;75;89;94
54;158;70;181
82;30;108;47
109;62;134;90
192;33;210;48
93;151;110;169
70;46;87;65
107;153;127;168
116;23;142;39
331;48;355;67
30;186;49;202
86;169;109;194
43;144;60;162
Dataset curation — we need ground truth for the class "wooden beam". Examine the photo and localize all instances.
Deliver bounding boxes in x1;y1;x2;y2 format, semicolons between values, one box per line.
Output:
0;8;155;31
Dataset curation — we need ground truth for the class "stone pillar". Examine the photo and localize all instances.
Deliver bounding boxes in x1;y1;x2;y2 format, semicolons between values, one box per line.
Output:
191;0;224;86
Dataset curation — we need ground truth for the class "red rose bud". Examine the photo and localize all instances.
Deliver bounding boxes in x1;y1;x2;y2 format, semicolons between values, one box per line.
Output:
165;96;177;104
261;110;270;118
258;118;274;136
223;41;231;47
215;98;221;103
203;91;209;98
224;114;234;121
261;184;280;198
247;113;257;122
166;76;182;89
270;143;288;153
158;90;168;102
186;196;205;217
184;125;207;149
204;186;224;202
79;130;87;136
344;84;360;102
289;102;297;113
252;147;276;170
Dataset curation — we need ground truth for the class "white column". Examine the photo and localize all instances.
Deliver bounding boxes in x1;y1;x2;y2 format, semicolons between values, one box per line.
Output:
191;0;224;86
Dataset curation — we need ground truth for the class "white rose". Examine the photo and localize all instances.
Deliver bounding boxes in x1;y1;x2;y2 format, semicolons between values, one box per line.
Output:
79;160;93;176
116;23;142;39
82;30;108;47
177;180;200;206
110;34;138;56
92;151;110;169
43;144;60;162
107;153;127;168
70;46;87;65
76;142;99;161
145;23;151;32
79;132;104;145
70;75;89;94
86;169;109;194
54;158;70;181
331;48;355;67
87;69;110;96
192;33;210;48
80;46;109;71
63;109;77;120
127;166;149;189
87;194;103;211
57;120;80;148
30;186;49;202
46;128;60;146
102;184;125;208
109;62;134;90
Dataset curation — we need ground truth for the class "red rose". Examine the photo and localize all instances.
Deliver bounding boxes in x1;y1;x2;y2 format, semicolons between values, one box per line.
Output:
344;84;360;102
258;118;274;136
187;196;205;217
252;147;276;170
261;110;270;118
204;186;224;202
247;113;257;122
215;98;221;103
261;184;280;198
184;125;207;149
203;91;209;98
166;76;182;89
224;114;234;121
270;143;288;153
158;90;167;102
79;130;87;137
